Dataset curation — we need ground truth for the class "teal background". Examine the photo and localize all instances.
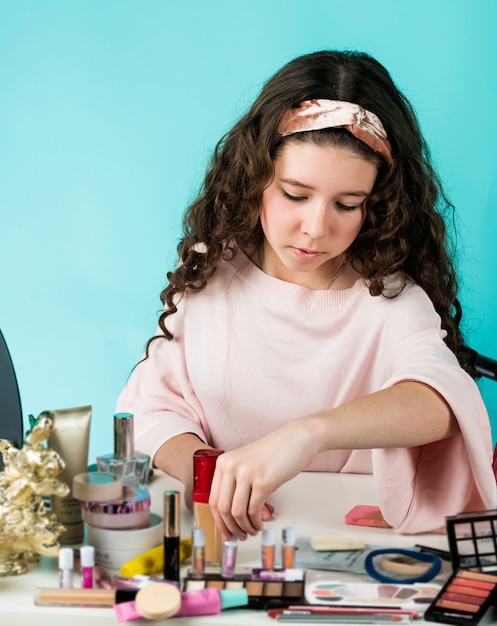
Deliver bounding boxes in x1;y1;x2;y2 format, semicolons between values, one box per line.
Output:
1;0;496;462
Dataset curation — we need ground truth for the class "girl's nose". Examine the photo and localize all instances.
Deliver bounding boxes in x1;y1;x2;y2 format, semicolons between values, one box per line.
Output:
301;201;328;239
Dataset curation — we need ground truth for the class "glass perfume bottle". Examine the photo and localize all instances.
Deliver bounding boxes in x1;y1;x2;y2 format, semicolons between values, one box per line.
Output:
97;412;150;489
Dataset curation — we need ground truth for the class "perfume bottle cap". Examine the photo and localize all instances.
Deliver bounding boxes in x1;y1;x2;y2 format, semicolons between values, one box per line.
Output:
114;412;134;458
219;587;249;610
193;449;224;503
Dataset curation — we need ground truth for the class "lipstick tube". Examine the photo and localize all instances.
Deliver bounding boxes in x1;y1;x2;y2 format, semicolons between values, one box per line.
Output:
163;490;180;582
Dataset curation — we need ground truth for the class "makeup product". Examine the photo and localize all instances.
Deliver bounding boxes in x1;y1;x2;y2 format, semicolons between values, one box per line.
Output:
424;568;497;625
59;547;74;589
192;527;205;578
48;405;92;544
253;568;304;581
282;526;296;569
119;538;192;578
94;544;160;571
34;587;139;607
80;545;95;589
94;564;115;589
445;510;497;571
183;568;306;609
73;472;123;502
262;526;276;569
365;548;442;584
96;412;150;489
310;533;365;551
193;449;224;566
81;486;150;529
345;505;391;529
114;583;249;622
267;607;419;619
305;580;441;609
112;575;181;590
163;490;180;582
273;612;413;623
135;582;182;620
87;512;163;551
221;536;238;578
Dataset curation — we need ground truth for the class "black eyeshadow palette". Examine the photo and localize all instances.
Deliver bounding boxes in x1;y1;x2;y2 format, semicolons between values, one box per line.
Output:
182;568;306;610
446;510;497;572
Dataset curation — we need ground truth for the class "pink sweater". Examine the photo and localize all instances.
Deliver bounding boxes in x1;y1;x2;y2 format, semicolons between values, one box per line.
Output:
117;251;496;533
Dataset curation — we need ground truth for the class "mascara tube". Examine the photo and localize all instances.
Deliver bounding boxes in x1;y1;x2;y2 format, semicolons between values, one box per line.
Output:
163;490;180;583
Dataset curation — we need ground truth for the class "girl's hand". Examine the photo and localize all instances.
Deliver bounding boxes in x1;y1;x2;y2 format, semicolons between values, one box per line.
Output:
208;417;319;540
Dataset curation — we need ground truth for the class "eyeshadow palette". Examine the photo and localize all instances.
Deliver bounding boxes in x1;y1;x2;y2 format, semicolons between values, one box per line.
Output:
183;568;305;609
446;510;497;572
424;568;497;625
305;580;441;609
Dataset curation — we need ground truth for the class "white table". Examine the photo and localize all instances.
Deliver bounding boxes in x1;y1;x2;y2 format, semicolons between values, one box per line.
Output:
0;471;452;625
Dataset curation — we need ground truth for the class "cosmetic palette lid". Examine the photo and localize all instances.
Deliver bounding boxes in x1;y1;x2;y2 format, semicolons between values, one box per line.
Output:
193;449;224;503
219;588;249;610
135;582;182;620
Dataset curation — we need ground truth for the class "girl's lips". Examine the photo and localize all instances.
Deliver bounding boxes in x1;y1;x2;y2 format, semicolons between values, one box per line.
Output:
292;247;322;259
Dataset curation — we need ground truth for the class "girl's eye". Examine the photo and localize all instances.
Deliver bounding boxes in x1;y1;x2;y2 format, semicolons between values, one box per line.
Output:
336;202;363;212
282;190;307;202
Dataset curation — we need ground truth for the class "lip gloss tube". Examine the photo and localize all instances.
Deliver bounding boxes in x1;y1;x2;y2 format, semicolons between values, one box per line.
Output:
261;526;276;569
59;547;74;589
163;490;180;583
221;537;238;579
192;527;205;578
282;526;295;569
80;545;95;589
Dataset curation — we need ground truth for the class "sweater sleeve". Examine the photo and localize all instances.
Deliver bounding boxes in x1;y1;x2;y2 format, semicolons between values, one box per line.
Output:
370;287;496;534
116;300;210;464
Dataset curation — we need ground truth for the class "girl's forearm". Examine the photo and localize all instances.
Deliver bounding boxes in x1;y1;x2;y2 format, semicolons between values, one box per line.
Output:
310;381;458;453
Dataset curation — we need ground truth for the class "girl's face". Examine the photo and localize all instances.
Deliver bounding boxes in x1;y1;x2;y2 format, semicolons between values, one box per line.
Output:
259;140;378;289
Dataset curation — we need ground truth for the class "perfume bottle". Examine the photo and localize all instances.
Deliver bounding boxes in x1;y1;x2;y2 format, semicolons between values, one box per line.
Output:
193;449;224;567
97;413;150;489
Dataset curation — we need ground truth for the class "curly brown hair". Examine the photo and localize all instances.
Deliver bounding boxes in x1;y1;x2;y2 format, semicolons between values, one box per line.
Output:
147;50;471;371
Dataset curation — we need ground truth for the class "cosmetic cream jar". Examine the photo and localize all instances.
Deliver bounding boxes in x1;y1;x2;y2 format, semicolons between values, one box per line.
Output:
81;487;150;529
87;513;163;551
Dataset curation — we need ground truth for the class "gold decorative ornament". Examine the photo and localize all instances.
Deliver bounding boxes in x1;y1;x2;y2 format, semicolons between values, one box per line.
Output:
0;413;69;575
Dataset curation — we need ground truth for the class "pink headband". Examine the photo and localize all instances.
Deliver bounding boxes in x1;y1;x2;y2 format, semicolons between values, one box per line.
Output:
278;99;393;165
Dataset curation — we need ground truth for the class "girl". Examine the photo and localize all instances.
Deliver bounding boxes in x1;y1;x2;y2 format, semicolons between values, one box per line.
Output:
117;50;496;539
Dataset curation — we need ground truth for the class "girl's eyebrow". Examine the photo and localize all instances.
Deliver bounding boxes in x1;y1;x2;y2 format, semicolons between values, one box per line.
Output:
280;177;370;197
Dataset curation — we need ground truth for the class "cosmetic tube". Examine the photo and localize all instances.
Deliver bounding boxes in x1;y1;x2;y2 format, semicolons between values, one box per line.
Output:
34;587;139;607
80;545;95;589
193;449;224;566
163;490;180;582
282;526;296;569
192;527;205;578
59;547;74;589
97;412;150;489
221;536;238;579
262;526;276;569
48;405;92;544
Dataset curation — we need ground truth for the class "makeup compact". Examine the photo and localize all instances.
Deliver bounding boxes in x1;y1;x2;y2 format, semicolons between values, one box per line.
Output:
424;569;497;625
445;510;497;572
183;568;306;610
81;486;150;529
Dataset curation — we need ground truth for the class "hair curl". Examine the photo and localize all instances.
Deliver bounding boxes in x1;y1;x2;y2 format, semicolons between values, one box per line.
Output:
147;50;471;372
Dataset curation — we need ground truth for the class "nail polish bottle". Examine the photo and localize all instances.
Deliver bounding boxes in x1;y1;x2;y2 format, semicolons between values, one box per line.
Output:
97;413;150;489
193;449;224;567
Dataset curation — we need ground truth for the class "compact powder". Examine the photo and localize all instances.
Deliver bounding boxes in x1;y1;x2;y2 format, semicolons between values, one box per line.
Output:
135;582;182;620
